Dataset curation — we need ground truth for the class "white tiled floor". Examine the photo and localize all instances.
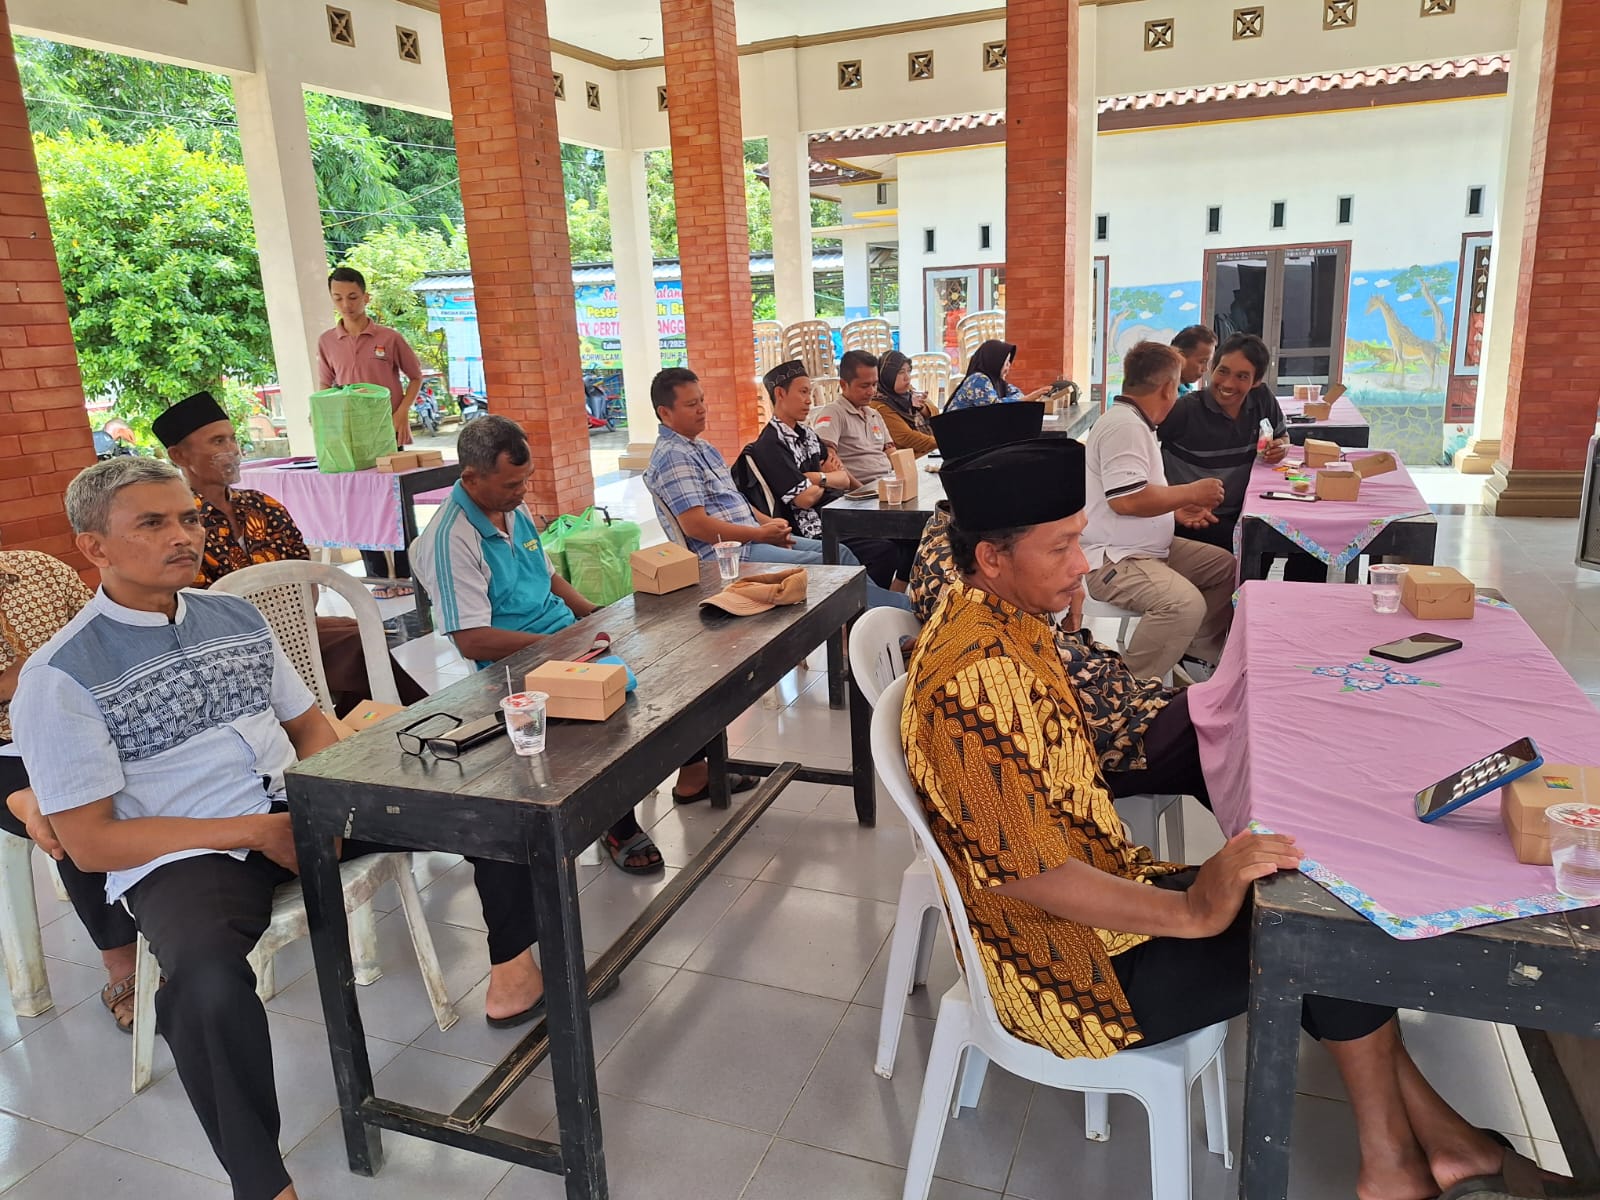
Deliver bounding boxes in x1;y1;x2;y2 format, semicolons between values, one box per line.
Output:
1;471;1593;1198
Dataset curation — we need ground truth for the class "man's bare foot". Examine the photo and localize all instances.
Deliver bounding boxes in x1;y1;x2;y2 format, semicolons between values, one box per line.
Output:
485;951;544;1023
271;1185;298;1200
1356;1142;1438;1200
102;944;136;983
673;760;708;798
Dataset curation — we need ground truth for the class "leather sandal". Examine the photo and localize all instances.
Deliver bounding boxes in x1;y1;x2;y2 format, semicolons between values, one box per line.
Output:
1441;1147;1600;1199
602;829;664;875
101;972;138;1035
672;774;759;806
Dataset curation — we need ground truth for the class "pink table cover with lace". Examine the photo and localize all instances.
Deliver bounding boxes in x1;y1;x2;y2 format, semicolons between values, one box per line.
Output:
1235;451;1431;571
239;458;411;551
1188;580;1600;938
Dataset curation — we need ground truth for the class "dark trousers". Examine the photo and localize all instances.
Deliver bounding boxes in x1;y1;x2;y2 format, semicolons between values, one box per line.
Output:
1177;519;1326;582
360;549;411;581
1103;691;1211;811
313;616;429;717
124;839;539;1200
844;537;916;590
0;751;135;952
1114;871;1394;1047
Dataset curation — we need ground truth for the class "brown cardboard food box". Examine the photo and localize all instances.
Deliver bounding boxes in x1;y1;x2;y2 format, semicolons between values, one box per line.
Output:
1315;463;1361;501
1302;439;1342;469
630;542;701;594
412;449;445;467
525;660;628;721
880;446;918;503
334;700;406;740
1350;451;1398;479
1301;399;1332;420
1400;565;1475;620
375;452;422;473
1502;765;1600;864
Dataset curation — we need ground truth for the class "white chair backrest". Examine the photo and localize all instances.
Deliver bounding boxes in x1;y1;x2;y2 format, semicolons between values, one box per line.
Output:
872;674;1014;1048
753;321;785;376
209;560;400;711
848;608;921;708
809;376;842;407
956;309;1006;364
841;318;893;357
644;481;690;549
909;352;953;406
781;319;838;379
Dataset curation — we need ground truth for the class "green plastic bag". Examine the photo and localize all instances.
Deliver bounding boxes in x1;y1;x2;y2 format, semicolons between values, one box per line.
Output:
538;512;584;579
558;506;641;606
309;383;397;473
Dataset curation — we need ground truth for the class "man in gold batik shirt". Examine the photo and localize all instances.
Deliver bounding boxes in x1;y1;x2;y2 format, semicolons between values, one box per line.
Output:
899;435;1544;1200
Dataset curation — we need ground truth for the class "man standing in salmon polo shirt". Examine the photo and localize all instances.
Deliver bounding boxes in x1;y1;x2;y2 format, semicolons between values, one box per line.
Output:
317;265;427;592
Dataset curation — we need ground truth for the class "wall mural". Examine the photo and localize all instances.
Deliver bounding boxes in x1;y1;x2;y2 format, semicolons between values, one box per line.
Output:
1104;280;1201;394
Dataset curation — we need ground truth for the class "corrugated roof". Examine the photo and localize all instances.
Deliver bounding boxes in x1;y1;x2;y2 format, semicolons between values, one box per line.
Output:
806;54;1508;143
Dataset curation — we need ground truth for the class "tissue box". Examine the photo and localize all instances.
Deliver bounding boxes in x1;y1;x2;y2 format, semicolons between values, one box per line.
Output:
1351;451;1398;479
412;449;445;467
1315;463;1361;501
1303;439;1342;469
334;700;406;739
1302;400;1332;420
375;452;421;473
525;660;628;721
1400;565;1475;620
630;542;701;594
1502;766;1600;864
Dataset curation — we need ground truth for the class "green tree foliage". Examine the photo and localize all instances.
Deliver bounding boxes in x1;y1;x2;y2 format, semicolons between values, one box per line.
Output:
1107;287;1168;351
1390;264;1454;344
34;127;275;437
338;223;471;373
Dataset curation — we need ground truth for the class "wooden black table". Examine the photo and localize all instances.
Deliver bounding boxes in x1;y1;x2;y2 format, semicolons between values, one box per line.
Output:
1237;513;1437;583
285;562;868;1200
1242;871;1600;1198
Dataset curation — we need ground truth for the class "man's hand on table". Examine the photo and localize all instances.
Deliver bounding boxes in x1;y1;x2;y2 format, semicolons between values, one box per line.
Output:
1175;504;1219;530
1182;830;1303;937
753;519;795;548
568;597;601;620
6;788;63;861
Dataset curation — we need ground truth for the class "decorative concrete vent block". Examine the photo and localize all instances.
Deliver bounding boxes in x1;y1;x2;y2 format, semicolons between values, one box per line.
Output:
1145;18;1175;51
1324;0;1357;29
1234;7;1264;39
327;5;355;46
983;41;1007;71
838;60;863;90
908;51;934;81
396;27;421;64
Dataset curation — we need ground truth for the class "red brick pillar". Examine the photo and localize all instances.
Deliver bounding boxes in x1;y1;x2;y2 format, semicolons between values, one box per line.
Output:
661;0;758;460
0;1;95;568
1003;0;1079;392
438;0;593;517
1487;0;1600;517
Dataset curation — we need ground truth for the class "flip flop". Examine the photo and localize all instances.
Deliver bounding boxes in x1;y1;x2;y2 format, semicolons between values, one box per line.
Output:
602;828;664;875
485;972;621;1029
672;774;759;806
370;583;414;600
1441;1147;1600;1200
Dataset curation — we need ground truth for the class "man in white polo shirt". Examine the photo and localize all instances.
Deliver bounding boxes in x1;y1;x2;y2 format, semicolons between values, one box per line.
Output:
1083;342;1235;681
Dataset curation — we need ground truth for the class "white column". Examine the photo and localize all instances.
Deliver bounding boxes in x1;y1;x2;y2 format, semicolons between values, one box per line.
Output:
605;148;663;439
842;227;871;318
762;50;815;327
1463;0;1547;470
1072;4;1098;394
233;2;333;455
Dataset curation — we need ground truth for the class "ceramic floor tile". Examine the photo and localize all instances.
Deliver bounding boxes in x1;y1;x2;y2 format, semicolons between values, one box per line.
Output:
0;956;106;1053
851;930;961;1026
756;809;915;904
0;993;154;1133
416;859;491;932
644;803;807;881
0;1112;74;1193
780;1004;1033;1193
86;1012;405;1183
373;1045;557;1140
594;970;845;1133
742;1138;1002;1200
485;1095;773;1200
0;1136;228;1200
281;1110;513;1200
685;880;894;1002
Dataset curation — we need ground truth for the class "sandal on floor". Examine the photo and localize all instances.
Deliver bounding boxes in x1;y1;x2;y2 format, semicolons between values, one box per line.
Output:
1441;1148;1600;1200
603;829;664;875
485;972;622;1029
671;774;759;806
101;973;137;1035
369;583;414;600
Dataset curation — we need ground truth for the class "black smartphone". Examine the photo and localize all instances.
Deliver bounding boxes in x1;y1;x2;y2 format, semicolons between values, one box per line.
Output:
1415;737;1543;822
1259;490;1318;502
1285;414;1317;424
426;711;506;759
1370;633;1463;664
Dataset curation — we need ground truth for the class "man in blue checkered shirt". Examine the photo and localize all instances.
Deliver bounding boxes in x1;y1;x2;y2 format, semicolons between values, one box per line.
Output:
643;368;910;610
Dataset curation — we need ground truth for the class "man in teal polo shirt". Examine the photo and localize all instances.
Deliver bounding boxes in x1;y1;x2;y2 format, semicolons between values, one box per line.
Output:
410;416;751;887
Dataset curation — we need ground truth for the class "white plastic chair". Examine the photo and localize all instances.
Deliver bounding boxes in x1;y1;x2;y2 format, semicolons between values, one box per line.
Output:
841;317;894;358
1080;595;1138;651
872;675;1232;1200
909;353;953;408
0;828;51;1017
955;310;1006;364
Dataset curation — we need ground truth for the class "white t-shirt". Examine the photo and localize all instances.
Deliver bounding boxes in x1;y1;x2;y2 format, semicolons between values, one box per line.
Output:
1082;399;1175;569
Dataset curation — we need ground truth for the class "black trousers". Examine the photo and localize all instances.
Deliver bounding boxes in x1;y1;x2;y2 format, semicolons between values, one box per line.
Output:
1176;519;1326;582
124;839;539;1200
843;537;916;590
360;548;411;580
0;750;136;952
1114;871;1395;1047
1103;691;1211;811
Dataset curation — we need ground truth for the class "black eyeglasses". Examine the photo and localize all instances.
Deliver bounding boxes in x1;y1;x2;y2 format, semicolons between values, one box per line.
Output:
396;712;462;758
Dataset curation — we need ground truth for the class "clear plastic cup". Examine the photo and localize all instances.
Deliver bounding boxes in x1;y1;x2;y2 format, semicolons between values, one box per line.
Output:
713;540;742;583
1368;564;1409;614
501;691;548;756
881;477;904;505
1548;803;1600;900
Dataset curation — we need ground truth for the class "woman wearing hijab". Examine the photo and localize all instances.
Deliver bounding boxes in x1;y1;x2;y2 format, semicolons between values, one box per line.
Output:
870;351;939;457
946;339;1054;410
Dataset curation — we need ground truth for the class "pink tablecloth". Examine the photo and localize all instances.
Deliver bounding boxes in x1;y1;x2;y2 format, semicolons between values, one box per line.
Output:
239;459;416;551
1235;450;1431;569
1189;581;1600;937
1280;395;1367;429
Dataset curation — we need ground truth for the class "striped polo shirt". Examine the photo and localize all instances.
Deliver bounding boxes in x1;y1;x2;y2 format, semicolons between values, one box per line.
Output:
12;588;316;901
1159;383;1286;545
407;481;574;667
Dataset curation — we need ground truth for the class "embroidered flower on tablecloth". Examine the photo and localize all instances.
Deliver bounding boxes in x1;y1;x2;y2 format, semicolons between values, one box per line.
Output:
1300;657;1440;693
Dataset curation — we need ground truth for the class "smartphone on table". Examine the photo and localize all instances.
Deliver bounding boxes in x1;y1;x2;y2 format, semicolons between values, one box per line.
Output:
1414;737;1543;823
1259;491;1318;503
1371;633;1462;664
